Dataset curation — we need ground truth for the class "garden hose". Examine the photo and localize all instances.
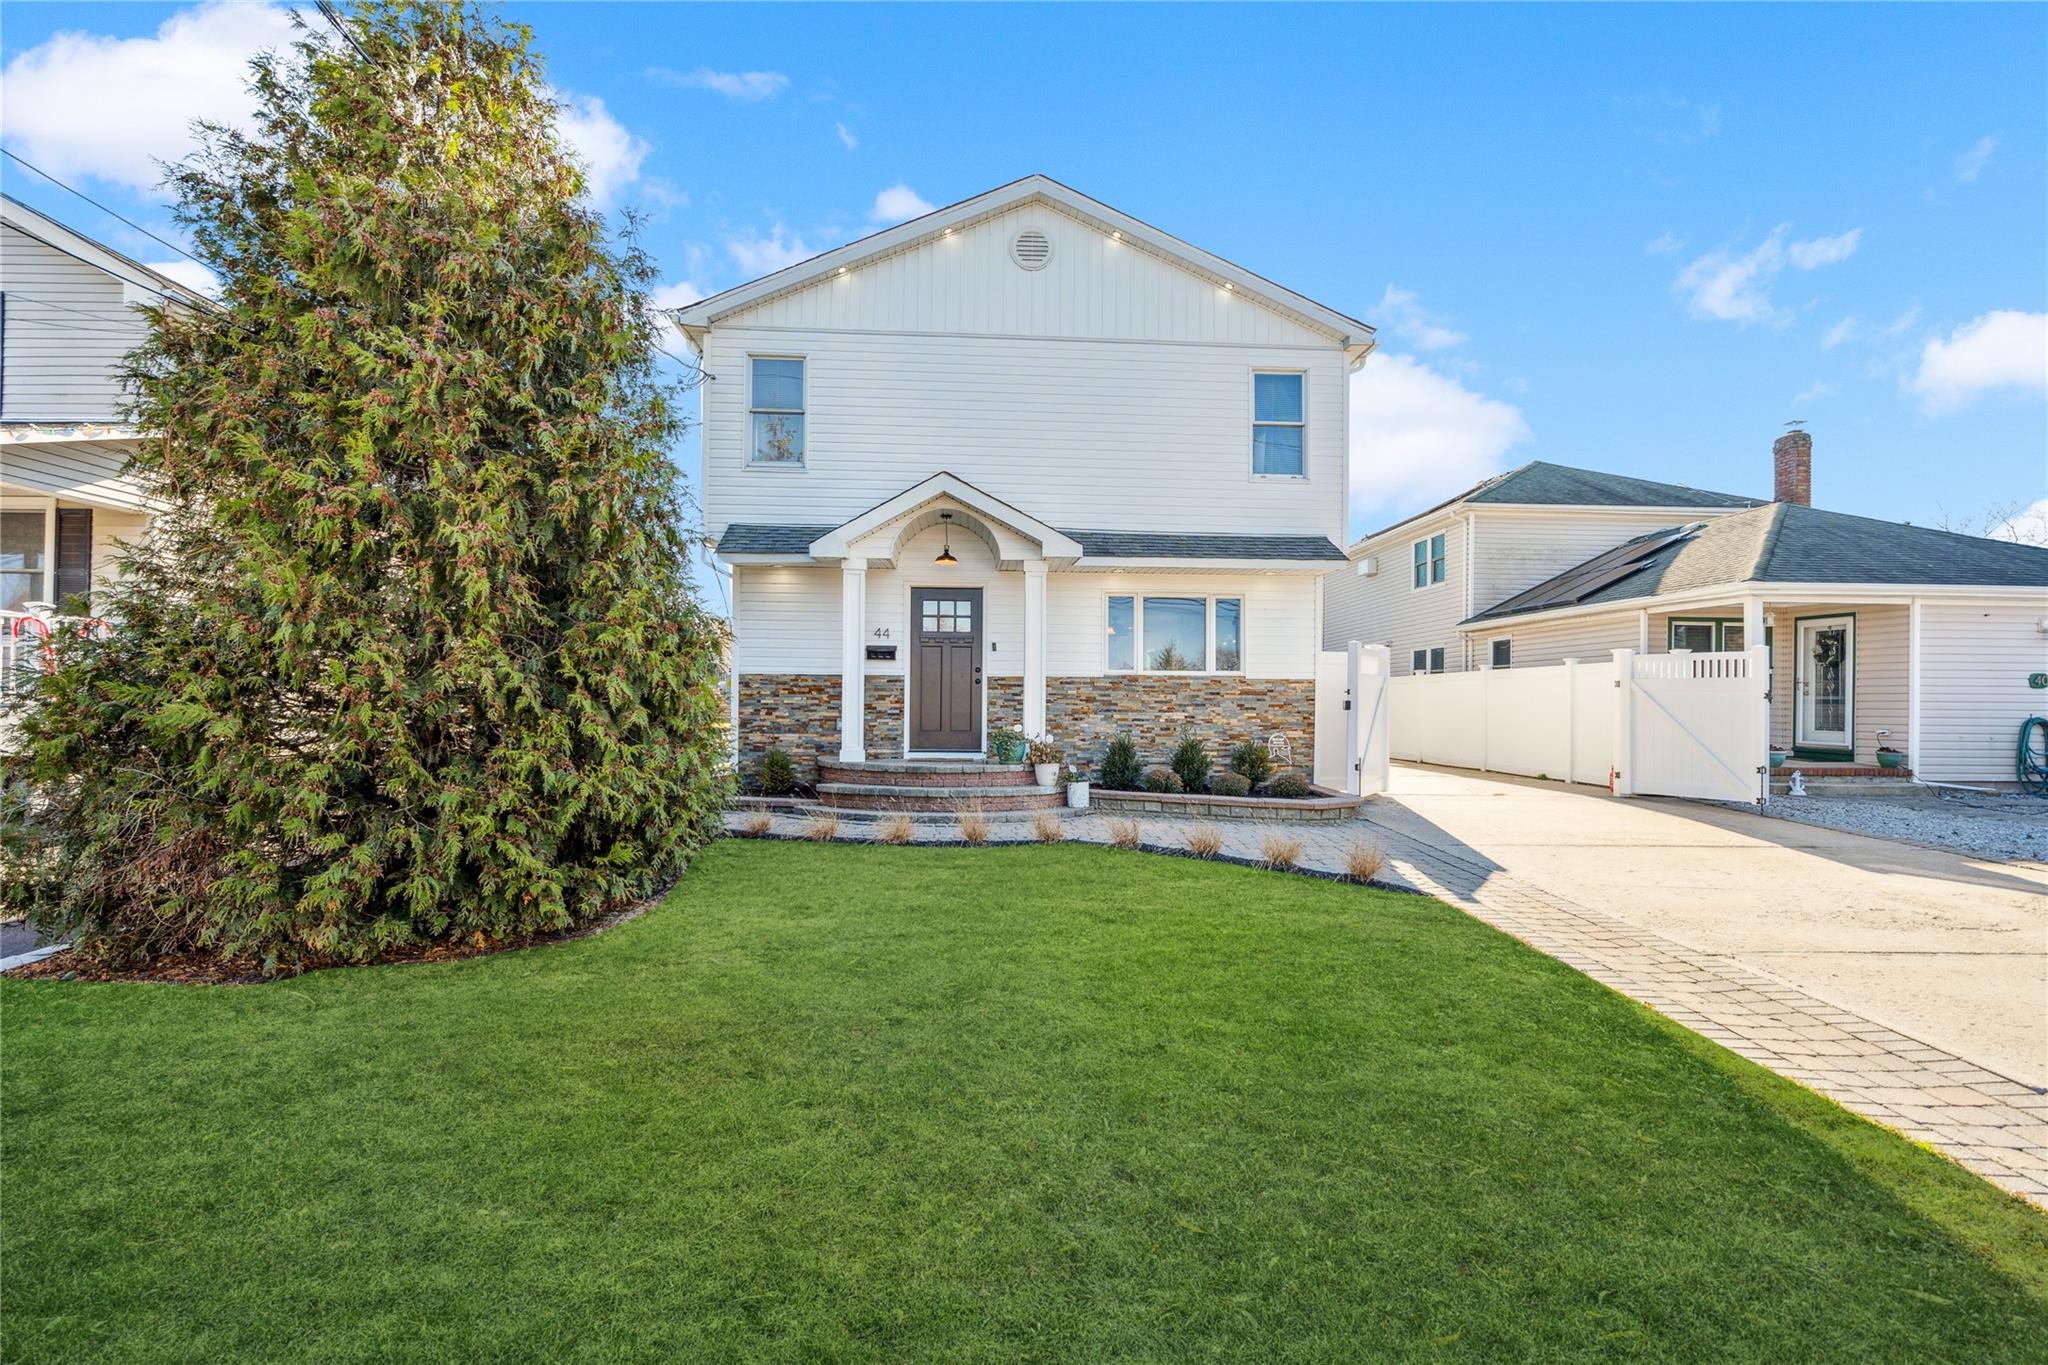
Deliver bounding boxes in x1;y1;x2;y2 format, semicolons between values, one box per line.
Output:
2020;717;2048;795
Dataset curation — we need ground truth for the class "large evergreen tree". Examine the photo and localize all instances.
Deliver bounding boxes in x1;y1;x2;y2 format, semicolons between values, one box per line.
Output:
0;0;731;972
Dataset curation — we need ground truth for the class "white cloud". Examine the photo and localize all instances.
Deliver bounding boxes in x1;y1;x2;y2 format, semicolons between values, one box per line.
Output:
653;67;788;100
648;280;707;344
1375;285;1467;351
1908;310;2048;413
1644;232;1685;256
1987;497;2048;546
836;122;858;151
1672;223;1862;325
1791;380;1836;406
555;93;648;206
1347;353;1531;527
1956;135;1997;184
869;183;936;224
1821;316;1857;350
1786;228;1861;270
725;224;827;276
145;258;221;298
0;0;296;192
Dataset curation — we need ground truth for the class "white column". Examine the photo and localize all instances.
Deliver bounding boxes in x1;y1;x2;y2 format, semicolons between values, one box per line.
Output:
1021;559;1048;737
1907;598;1923;775
1741;597;1764;652
838;558;868;763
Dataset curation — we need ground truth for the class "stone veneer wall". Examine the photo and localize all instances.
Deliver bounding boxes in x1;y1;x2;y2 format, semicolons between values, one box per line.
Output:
738;674;906;785
1047;676;1314;780
740;673;1311;783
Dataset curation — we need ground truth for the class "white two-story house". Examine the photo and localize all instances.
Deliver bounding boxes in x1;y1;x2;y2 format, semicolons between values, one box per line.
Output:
1;194;202;634
679;176;1373;784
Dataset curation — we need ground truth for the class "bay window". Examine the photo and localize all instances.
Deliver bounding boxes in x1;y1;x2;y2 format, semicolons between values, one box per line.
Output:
1106;594;1245;673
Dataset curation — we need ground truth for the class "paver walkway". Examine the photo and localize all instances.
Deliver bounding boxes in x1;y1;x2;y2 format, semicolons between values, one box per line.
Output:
728;803;2048;1208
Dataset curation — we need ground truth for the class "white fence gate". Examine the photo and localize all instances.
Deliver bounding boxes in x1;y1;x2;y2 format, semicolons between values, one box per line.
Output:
1386;648;1768;803
1314;643;1391;796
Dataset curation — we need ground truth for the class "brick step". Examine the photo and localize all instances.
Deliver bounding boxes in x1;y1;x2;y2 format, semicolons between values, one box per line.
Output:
819;760;1036;789
816;782;1064;812
1771;776;1923;798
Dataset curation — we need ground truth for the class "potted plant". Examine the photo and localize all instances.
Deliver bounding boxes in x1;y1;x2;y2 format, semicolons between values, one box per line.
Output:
990;726;1027;764
1876;746;1905;770
1769;747;1787;769
1027;735;1061;788
1063;764;1090;810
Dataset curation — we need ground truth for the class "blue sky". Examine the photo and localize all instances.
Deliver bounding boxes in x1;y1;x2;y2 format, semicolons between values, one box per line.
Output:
5;1;2044;558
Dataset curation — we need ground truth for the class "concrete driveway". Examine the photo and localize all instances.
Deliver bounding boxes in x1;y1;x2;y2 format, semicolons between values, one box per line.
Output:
1366;764;2048;1089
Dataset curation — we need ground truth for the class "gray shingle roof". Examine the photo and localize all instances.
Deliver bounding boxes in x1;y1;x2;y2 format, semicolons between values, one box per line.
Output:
1466;502;2048;624
1467;462;1762;509
1062;530;1346;561
714;524;1345;561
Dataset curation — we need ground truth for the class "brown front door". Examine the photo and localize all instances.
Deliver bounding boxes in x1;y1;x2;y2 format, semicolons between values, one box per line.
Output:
910;587;983;753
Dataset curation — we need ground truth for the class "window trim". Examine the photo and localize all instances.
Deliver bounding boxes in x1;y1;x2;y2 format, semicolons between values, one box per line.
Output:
1667;616;1742;652
0;495;57;612
1249;368;1307;481
1410;531;1448;591
746;353;807;469
1410;646;1447;675
1104;591;1247;675
1490;637;1512;669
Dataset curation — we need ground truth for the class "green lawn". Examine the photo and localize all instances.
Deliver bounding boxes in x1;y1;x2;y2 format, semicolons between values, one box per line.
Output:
4;841;2044;1361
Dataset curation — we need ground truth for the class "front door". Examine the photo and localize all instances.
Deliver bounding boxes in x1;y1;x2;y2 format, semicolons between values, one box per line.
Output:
910;587;983;753
1794;614;1854;757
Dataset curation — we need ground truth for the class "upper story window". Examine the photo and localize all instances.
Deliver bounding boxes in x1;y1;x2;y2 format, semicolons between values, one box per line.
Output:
1411;532;1447;589
1411;647;1446;674
749;356;805;466
1251;371;1304;478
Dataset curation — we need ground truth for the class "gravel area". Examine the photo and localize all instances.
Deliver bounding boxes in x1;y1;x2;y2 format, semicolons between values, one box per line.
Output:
1746;788;2048;863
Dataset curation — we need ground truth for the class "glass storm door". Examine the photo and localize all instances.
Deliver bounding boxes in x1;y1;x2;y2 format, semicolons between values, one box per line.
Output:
910;587;983;753
1795;615;1854;755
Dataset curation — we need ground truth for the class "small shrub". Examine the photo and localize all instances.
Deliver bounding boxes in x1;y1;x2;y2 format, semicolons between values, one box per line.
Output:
1100;736;1142;791
759;747;798;796
958;811;993;845
1228;740;1274;790
1169;735;1212;793
990;729;1027;763
1344;839;1385;883
737;812;773;838
1140;766;1184;794
876;815;915;845
1107;817;1143;849
804;812;840;841
1260;832;1305;870
1032;810;1064;843
1264;773;1313;800
1186;824;1224;858
1026;735;1062;765
1208;771;1251;798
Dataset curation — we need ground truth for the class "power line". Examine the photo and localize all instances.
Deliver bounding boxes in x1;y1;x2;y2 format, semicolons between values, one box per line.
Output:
1;148;209;274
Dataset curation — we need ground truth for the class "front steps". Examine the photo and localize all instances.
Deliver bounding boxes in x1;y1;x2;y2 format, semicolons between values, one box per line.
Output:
815;759;1064;814
1771;764;1920;798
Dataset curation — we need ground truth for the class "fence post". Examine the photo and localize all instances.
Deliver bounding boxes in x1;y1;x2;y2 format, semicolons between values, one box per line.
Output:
1748;643;1771;806
1610;648;1635;797
1562;657;1578;785
1477;661;1491;773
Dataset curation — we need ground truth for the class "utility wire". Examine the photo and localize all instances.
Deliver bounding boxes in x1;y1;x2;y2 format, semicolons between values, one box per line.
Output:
1;148;210;275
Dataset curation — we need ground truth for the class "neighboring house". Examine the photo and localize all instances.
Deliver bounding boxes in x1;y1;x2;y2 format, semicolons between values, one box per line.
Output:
1459;433;2048;784
678;175;1371;782
1;194;202;629
1324;461;1762;675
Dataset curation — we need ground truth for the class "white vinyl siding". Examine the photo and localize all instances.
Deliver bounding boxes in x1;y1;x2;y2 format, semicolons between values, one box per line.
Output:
1322;513;1466;675
1467;507;1753;611
1465;612;1638;670
1916;601;2048;782
0;439;152;512
0;224;151;423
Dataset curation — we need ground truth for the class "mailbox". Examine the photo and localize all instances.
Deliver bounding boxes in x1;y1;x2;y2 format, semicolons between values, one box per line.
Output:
866;645;897;661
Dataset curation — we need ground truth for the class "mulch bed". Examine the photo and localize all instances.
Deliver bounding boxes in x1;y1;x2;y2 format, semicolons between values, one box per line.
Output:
7;886;672;987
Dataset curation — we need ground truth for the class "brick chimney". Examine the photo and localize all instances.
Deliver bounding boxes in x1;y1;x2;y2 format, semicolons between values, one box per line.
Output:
1773;428;1812;506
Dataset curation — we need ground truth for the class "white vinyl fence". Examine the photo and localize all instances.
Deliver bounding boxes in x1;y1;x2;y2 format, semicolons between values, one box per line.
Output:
1314;643;1391;796
1388;648;1769;803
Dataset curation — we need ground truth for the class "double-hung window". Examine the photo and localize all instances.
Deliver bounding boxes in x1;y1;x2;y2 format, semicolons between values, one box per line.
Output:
1106;594;1245;673
749;356;805;465
1412;532;1446;588
1251;372;1305;477
0;504;94;614
1490;638;1512;668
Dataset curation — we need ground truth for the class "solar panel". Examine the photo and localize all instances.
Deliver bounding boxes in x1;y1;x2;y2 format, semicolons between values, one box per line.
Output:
1479;523;1702;618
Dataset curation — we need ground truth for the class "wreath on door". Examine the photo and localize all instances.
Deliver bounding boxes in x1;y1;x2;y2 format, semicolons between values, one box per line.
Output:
1811;632;1843;670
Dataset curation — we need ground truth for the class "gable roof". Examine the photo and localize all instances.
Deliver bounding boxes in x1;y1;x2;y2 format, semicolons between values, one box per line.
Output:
1351;460;1760;551
1;192;212;311
673;175;1374;353
1466;502;2048;624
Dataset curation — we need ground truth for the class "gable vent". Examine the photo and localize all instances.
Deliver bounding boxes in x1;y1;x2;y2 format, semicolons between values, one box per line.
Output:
1009;228;1052;271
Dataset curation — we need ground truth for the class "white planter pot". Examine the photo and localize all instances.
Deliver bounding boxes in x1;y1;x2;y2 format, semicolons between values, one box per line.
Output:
1066;781;1090;810
1034;763;1059;788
